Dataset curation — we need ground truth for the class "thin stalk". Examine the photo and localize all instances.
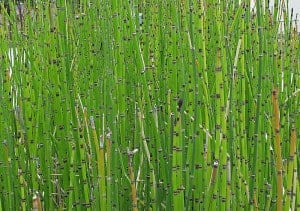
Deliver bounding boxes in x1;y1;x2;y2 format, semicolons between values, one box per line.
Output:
284;127;296;210
90;116;106;210
272;88;283;211
128;149;138;211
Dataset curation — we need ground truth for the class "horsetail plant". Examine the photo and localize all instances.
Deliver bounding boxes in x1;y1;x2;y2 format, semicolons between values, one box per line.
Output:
0;0;299;210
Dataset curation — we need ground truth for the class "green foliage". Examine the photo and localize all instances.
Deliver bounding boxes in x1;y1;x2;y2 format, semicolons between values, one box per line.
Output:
0;0;299;210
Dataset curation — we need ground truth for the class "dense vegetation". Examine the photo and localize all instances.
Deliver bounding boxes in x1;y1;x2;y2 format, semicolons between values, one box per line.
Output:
0;0;299;210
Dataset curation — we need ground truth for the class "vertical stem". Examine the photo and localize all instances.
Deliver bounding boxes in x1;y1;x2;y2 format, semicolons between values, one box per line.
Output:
172;101;184;210
90;116;106;210
106;129;112;210
128;150;138;211
272;88;283;211
285;127;296;210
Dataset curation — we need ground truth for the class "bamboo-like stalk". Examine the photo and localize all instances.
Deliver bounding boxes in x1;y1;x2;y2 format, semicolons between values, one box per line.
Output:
272;88;283;211
285;127;296;210
0;1;299;210
32;193;43;211
74;105;90;209
90;116;106;210
171;100;184;210
105;128;112;209
251;0;264;209
99;135;106;210
137;111;157;208
128;149;138;211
